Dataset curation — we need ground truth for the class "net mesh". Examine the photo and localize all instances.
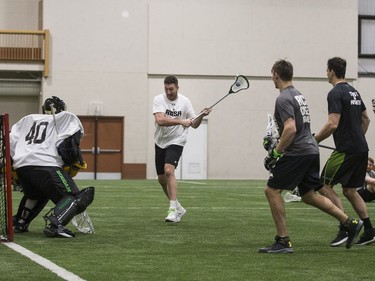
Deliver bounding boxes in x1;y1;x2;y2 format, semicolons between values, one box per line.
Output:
0;114;13;241
230;75;249;93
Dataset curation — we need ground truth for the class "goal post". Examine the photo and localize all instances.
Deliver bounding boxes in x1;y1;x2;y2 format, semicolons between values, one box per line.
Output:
0;113;13;241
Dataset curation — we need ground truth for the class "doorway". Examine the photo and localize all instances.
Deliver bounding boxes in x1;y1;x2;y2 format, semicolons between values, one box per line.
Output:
77;116;124;179
175;120;207;180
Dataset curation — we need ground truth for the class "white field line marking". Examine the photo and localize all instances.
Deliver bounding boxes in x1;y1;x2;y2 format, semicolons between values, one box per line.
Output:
178;181;207;185
3;242;86;281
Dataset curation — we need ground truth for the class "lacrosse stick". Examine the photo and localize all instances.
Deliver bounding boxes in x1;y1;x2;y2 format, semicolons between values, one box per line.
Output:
71;211;95;234
193;75;249;121
264;114;279;154
47;104;93;233
46;105;60;134
318;144;335;150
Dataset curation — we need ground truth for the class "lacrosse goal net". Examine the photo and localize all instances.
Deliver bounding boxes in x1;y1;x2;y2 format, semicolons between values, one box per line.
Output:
0;113;13;241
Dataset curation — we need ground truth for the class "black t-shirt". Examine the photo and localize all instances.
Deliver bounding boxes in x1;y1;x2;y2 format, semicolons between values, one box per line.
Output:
274;86;318;156
327;82;368;153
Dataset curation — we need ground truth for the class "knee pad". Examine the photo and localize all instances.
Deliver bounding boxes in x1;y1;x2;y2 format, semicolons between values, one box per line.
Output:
14;195;48;228
76;186;95;214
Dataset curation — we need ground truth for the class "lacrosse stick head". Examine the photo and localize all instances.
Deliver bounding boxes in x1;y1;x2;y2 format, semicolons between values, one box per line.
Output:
42;96;67;115
266;114;280;138
71;211;95;234
229;75;249;94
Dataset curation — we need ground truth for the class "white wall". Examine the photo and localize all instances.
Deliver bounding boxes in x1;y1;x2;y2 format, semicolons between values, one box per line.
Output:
0;0;39;30
3;0;375;179
42;0;150;164
148;0;358;78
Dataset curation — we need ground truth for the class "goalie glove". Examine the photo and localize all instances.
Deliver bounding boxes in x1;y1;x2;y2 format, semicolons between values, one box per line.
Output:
64;161;87;178
264;148;283;171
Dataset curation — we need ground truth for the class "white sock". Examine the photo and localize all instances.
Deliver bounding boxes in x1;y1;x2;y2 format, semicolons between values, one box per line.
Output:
169;200;178;209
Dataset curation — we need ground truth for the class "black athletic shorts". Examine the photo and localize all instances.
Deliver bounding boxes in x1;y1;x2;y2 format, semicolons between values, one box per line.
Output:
267;154;323;196
16;166;79;204
321;151;368;188
155;144;183;175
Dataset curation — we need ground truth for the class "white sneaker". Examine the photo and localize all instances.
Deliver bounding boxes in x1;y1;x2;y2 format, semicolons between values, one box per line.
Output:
177;205;186;221
165;206;186;223
165;208;179;223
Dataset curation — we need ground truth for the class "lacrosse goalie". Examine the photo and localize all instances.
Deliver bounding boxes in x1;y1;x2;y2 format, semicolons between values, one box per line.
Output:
10;96;95;238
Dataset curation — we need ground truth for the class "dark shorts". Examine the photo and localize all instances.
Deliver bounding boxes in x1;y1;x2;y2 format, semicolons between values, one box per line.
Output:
16;166;79;204
267;154;322;196
321;151;368;188
155;144;183;175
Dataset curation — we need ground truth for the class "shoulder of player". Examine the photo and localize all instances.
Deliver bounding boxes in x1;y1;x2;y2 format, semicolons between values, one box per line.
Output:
17;113;48;124
177;93;191;104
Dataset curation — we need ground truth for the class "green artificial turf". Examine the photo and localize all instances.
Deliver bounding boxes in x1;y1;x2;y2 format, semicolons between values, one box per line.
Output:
1;180;375;281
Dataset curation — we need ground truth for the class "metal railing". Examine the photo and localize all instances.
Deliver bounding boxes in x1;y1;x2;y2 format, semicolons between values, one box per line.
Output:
0;30;50;77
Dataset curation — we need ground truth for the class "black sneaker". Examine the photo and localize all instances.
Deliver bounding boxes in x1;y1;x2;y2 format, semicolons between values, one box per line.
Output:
43;224;75;238
329;229;348;247
345;218;363;249
259;236;293;253
12;217;29;233
355;228;375;246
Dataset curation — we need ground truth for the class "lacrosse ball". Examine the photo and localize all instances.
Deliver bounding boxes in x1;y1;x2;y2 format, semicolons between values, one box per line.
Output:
235;81;241;87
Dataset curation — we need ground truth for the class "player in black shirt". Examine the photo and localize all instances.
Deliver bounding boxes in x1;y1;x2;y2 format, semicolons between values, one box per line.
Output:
315;57;375;246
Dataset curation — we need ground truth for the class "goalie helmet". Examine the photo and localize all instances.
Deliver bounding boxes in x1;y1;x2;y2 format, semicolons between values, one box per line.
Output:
42;96;67;114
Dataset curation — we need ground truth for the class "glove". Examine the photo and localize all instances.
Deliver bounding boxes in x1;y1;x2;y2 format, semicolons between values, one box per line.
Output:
64;161;87;178
263;136;271;151
264;148;283;171
263;136;277;152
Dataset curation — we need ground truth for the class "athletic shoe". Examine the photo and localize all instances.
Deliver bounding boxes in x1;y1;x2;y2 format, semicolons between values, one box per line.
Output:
43;224;75;238
12;217;29;233
176;205;187;222
329;229;348;247
346;218;363;249
165;208;179;223
165;205;187;223
258;236;293;254
355;228;375;245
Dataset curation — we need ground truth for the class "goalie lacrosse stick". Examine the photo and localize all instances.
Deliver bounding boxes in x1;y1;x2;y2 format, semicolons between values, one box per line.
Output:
193;75;249;121
50;106;60;134
71;211;95;234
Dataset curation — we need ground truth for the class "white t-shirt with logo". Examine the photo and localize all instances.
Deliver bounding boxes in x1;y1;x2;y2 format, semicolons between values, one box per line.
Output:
10;111;84;168
153;93;196;148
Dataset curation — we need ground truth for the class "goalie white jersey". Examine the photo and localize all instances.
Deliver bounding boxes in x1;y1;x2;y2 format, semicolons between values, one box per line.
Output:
10;111;84;169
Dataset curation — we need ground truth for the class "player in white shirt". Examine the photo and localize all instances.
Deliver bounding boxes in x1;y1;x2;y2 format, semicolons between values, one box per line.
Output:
10;96;94;238
153;76;211;223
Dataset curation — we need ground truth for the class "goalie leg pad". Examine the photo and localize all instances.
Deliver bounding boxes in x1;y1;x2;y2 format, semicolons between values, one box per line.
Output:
44;187;94;227
45;195;78;227
76;186;95;214
13;195;48;232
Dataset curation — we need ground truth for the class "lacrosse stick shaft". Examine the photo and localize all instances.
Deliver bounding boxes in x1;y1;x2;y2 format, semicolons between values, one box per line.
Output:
192;93;231;121
318;144;335;150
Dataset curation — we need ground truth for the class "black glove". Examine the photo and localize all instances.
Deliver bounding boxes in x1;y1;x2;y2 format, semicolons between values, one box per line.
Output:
263;136;277;152
264;148;284;171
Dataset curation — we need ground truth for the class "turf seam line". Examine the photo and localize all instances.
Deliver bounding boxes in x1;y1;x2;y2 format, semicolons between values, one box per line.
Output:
3;242;86;281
